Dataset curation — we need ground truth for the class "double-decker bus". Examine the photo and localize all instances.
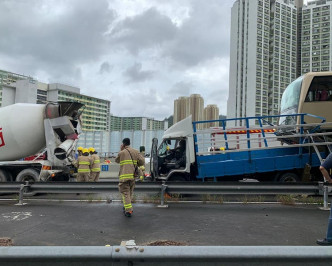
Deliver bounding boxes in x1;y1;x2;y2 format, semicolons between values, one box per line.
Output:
279;71;332;127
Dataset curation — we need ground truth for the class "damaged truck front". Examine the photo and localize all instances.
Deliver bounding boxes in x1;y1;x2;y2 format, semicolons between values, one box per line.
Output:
0;102;84;182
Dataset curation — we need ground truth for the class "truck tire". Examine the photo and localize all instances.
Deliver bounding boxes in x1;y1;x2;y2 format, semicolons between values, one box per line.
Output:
278;172;300;183
16;169;39;183
0;169;13;182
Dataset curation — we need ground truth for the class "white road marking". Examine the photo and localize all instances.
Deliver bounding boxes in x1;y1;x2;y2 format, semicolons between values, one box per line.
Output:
2;212;32;221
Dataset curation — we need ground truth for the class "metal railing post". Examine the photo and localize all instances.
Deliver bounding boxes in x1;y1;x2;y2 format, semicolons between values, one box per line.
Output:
15;184;26;206
324;185;329;210
318;182;330;211
158;183;168;208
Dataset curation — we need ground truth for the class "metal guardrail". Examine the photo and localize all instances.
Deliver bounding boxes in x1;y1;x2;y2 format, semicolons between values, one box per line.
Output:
0;181;330;208
1;246;332;265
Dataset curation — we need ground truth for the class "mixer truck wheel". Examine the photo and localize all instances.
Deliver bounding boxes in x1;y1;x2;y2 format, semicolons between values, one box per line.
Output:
16;169;39;183
0;169;13;182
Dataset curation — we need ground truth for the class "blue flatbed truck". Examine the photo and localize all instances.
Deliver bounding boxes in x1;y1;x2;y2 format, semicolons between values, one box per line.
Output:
150;113;332;183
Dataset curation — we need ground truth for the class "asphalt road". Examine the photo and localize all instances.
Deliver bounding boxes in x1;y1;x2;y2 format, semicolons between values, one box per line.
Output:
0;200;330;246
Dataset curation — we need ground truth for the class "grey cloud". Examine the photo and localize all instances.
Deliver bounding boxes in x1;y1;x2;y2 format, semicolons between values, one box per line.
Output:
168;81;194;96
99;62;113;74
123;63;154;83
0;0;115;79
110;7;177;54
206;88;229;115
163;0;232;66
112;87;170;119
109;0;232;67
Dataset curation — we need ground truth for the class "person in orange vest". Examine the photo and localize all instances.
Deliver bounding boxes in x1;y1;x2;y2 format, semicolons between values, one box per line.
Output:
73;148;91;182
115;138;145;217
88;147;101;182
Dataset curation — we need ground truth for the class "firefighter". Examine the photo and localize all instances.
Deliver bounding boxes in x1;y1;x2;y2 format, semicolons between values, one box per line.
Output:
74;148;91;182
115;138;145;217
89;147;101;182
76;146;83;159
137;165;145;181
137;146;146;181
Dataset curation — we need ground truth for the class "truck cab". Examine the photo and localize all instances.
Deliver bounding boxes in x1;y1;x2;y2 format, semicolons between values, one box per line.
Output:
150;116;196;181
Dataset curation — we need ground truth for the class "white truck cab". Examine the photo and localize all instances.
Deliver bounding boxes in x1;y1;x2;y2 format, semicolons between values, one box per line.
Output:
150;116;196;181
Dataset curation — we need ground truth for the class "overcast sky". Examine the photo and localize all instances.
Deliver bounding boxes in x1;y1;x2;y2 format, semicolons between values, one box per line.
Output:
0;0;233;120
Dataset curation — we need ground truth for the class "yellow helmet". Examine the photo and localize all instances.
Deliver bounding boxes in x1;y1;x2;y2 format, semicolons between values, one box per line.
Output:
77;146;83;151
82;148;89;154
88;147;95;153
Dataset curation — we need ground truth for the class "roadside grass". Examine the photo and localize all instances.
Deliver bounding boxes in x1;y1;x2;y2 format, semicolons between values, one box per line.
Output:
86;194;94;203
201;195;224;204
143;194;161;204
241;195;266;204
276;195;296;205
131;194;137;203
79;194;105;203
295;195;324;205
166;193;182;203
13;194;19;202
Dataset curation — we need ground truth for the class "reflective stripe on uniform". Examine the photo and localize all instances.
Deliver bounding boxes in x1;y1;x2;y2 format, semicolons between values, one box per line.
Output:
91;168;101;172
124;203;132;210
78;169;90;172
119;174;134;180
94;160;100;163
119;159;137;165
79;161;90;165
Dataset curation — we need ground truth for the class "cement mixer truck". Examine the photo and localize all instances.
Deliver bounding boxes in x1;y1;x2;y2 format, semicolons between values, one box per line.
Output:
0;102;83;182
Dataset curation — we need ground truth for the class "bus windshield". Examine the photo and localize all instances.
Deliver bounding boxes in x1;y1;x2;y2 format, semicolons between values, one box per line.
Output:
279;76;303;125
280;76;303;114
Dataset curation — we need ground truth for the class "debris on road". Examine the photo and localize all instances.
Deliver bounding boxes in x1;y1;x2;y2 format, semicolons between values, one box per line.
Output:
0;238;13;246
146;240;186;246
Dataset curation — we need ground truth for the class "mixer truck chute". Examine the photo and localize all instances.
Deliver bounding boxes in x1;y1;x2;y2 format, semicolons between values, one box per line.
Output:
0;102;84;183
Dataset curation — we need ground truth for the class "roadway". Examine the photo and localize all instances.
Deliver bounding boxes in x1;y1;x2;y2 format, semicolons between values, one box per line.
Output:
0;161;331;246
0;199;330;246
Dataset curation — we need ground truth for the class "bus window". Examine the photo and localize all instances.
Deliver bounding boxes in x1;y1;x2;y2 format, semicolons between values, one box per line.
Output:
280;76;303;114
305;76;332;102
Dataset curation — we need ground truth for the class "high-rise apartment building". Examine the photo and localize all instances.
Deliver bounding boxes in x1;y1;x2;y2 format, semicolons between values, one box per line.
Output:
301;1;332;73
173;96;190;123
110;116;168;131
204;104;220;128
0;69;110;131
173;94;204;129
189;94;204;124
228;0;300;126
49;83;110;131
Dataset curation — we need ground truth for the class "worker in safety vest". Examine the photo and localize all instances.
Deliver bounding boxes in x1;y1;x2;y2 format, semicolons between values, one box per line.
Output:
115;138;145;217
137;147;145;181
73;148;91;182
76;146;83;159
89;147;101;182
